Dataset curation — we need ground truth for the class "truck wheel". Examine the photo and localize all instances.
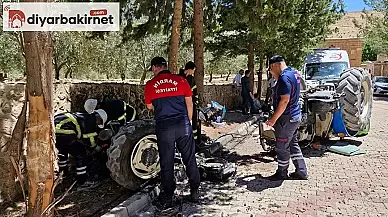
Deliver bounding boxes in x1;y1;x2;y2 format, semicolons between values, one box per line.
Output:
106;120;160;190
336;67;372;135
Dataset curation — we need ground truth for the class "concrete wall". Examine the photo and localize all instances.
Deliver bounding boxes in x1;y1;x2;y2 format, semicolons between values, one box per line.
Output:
324;38;363;67
366;62;388;77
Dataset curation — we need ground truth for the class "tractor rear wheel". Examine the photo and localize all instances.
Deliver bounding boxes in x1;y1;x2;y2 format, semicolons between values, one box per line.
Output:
336;68;373;136
106;120;160;190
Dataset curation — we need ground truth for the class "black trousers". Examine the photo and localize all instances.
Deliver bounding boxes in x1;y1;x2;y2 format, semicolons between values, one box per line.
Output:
55;134;88;184
156;118;201;199
242;94;254;114
192;106;202;146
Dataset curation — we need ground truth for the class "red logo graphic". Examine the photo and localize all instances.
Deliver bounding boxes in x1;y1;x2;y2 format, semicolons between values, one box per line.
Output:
8;9;26;28
90;9;107;16
329;53;343;60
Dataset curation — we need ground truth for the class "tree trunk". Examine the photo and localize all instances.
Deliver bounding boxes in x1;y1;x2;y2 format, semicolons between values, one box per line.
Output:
23;29;55;217
168;0;183;74
225;70;232;81
248;43;255;93
256;54;265;98
194;0;205;106
140;70;147;84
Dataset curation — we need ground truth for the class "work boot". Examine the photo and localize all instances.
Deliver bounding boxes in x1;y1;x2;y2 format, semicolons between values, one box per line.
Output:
154;196;176;215
266;171;289;181
289;171;308;180
189;188;200;203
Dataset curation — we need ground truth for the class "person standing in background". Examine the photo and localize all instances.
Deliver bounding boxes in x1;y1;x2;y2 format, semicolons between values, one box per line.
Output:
179;61;203;147
241;70;254;115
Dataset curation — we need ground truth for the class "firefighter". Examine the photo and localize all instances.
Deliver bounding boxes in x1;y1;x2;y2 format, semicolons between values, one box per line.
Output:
55;109;108;187
84;98;137;126
265;55;308;181
179;61;202;147
145;57;200;210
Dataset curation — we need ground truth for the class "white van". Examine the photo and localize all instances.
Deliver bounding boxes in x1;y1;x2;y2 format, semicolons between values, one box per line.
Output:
303;48;350;88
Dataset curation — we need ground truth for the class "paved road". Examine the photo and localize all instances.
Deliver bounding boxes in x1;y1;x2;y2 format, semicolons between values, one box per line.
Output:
140;98;388;217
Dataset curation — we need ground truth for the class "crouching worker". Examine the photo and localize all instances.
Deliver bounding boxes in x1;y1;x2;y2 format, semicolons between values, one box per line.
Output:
84;98;137;126
54;109;108;188
145;57;201;211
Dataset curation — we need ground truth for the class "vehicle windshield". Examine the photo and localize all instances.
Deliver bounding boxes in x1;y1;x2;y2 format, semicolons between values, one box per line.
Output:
375;77;388;83
305;62;348;80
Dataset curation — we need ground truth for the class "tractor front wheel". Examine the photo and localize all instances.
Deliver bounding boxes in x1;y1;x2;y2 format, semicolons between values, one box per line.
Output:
336;67;373;136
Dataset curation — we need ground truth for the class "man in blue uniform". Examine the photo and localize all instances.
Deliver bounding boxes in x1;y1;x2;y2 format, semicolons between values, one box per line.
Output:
145;57;200;210
265;55;308;181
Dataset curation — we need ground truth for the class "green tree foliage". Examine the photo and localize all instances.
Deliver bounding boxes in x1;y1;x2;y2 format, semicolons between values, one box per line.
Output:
358;1;388;58
207;0;343;68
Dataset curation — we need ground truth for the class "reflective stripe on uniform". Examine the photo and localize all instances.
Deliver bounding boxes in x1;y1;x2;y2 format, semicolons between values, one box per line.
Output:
291;156;304;161
76;166;87;175
83;132;98;147
277;159;289;167
55;113;81;139
77;170;87;175
118;102;127;121
128;105;136;121
76;166;87;171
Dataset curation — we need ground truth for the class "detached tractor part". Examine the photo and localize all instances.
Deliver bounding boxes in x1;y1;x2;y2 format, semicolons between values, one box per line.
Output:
336;67;373;136
106;120;160;191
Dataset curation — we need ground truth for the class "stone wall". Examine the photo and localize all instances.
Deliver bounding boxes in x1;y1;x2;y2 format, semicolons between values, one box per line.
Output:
0;81;243;150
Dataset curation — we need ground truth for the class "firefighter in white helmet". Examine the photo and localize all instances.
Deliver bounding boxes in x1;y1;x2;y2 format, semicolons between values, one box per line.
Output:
54;109;107;188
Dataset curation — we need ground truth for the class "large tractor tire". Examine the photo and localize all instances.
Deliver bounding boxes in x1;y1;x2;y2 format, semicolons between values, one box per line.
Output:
336;67;373;136
106;120;160;190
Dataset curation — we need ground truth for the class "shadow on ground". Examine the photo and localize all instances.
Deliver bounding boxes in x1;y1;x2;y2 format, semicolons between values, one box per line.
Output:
235;174;284;193
222;110;251;124
225;150;277;164
373;95;388;102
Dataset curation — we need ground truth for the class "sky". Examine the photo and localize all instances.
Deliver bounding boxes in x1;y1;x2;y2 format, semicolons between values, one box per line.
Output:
341;0;372;12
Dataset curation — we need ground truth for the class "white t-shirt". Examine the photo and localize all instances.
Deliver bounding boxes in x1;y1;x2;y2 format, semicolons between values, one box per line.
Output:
233;74;242;87
268;77;277;88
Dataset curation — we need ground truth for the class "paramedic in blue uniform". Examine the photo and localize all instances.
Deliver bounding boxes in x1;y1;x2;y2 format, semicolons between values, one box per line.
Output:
265;55;308;181
144;57;200;209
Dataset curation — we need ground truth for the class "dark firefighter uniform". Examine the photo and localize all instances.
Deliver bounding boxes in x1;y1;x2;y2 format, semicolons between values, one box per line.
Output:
183;74;202;146
100;100;137;126
144;69;200;202
54;112;101;184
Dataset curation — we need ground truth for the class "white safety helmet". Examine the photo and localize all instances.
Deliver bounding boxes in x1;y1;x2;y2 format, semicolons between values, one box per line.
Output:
95;109;108;128
84;98;98;114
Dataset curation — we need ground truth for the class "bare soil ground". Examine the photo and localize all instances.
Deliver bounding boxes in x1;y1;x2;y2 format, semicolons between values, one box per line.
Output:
0;111;248;217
